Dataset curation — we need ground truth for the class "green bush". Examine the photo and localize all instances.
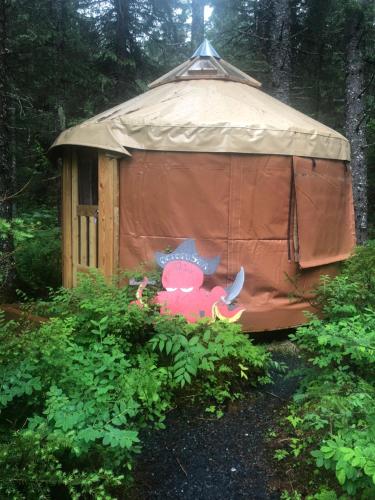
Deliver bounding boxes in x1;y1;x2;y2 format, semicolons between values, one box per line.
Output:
150;315;271;399
289;311;375;497
292;312;375;376
280;241;375;498
0;273;271;498
315;240;375;318
0;208;61;297
14;208;61;295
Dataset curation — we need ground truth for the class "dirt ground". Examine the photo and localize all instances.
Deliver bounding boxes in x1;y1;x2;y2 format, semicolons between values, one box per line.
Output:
129;345;303;500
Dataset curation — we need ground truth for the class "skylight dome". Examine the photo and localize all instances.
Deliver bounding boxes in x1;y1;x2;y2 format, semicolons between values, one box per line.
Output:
191;39;221;59
148;39;262;89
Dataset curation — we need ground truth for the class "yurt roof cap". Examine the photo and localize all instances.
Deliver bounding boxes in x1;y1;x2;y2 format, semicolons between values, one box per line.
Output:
191;39;221;59
148;39;262;89
50;40;350;161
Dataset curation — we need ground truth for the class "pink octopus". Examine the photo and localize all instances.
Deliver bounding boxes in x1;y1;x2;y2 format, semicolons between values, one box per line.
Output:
134;240;245;323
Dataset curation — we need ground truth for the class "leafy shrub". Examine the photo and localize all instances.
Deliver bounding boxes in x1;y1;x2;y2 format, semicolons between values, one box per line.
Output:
14;208;61;295
292;312;375;376
43;271;151;349
289;311;375;497
279;241;375;498
0;316;169;498
0;208;61;297
0;273;271;498
311;427;375;496
150;314;271;399
0;217;33;296
315;240;375;318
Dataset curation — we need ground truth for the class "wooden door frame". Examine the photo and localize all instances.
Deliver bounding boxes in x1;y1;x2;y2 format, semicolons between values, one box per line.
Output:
98;152;119;280
62;148;73;287
62;148;120;287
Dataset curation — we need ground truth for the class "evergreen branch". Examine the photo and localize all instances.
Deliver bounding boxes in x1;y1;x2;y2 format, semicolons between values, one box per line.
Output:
0;177;32;202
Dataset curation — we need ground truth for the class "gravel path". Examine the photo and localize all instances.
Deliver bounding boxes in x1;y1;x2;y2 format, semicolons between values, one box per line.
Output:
130;351;302;500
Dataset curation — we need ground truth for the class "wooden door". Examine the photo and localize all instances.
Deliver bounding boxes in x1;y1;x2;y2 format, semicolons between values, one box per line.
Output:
72;149;99;284
62;149;119;287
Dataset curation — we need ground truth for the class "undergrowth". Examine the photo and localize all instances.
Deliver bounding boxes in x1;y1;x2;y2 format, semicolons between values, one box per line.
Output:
0;272;271;498
0;208;61;299
274;241;375;499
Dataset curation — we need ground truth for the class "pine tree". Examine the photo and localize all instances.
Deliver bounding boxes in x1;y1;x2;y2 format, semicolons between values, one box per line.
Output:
0;0;15;296
191;0;205;49
345;0;372;243
270;0;292;104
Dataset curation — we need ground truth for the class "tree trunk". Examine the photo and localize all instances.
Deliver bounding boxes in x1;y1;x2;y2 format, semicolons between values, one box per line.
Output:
345;2;368;244
256;0;273;58
191;0;205;51
270;0;291;104
0;0;15;296
114;0;131;61
112;0;134;98
55;0;67;132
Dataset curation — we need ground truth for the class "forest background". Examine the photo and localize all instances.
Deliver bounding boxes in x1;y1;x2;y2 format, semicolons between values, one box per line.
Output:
0;0;374;296
0;2;374;497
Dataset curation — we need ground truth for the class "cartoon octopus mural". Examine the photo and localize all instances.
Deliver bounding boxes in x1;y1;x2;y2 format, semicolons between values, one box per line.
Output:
134;239;245;323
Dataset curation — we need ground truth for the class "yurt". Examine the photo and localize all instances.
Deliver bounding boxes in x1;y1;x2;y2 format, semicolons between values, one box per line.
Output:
51;40;356;332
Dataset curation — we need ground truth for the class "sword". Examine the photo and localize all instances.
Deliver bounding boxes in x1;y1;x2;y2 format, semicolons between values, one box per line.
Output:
222;267;245;305
129;278;156;286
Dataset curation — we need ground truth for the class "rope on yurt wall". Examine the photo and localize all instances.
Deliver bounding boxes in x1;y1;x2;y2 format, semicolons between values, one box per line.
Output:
287;159;295;262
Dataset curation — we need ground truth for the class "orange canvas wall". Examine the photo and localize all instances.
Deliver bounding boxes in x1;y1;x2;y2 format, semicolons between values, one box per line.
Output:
293;156;355;268
118;150;355;332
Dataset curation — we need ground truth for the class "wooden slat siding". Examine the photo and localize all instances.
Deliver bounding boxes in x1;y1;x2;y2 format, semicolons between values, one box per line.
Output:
62;150;73;287
78;215;81;263
98;152;119;279
85;216;90;266
76;264;91;274
89;216;97;267
77;205;98;217
80;216;88;266
96;215;99;267
113;158;120;277
113;161;120;276
71;150;79;286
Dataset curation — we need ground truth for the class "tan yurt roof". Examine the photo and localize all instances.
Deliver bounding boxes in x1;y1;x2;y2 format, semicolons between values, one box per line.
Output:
51;40;350;161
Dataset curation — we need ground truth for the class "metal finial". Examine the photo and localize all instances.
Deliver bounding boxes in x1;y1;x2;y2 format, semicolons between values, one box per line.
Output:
191;39;221;59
